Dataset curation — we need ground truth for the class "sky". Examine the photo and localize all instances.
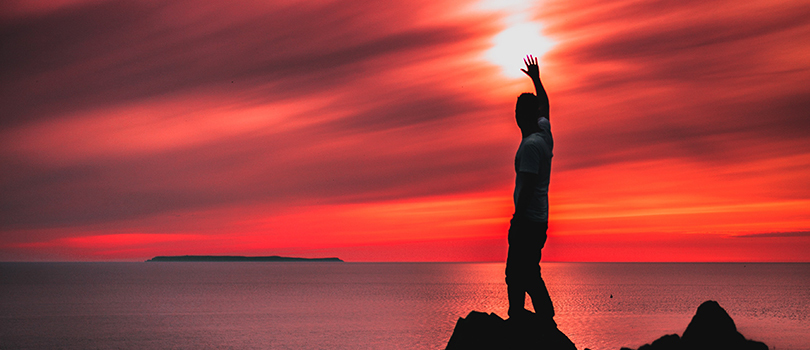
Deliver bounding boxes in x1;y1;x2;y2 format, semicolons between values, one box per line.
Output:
1;0;809;262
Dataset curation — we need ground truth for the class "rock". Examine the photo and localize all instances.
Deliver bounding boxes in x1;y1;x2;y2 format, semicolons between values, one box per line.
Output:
445;311;505;349
446;301;769;350
445;310;576;350
637;334;679;350
628;300;768;350
680;300;752;349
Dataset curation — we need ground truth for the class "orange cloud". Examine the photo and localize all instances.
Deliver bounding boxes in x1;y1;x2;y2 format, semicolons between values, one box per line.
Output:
2;0;809;262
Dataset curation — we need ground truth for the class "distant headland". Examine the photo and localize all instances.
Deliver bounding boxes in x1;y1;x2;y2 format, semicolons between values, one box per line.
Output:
145;255;343;262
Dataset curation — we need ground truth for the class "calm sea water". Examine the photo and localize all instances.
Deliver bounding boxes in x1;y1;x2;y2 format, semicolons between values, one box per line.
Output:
1;262;808;350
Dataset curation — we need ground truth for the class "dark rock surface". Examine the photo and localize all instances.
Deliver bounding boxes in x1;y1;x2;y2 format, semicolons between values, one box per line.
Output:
623;300;768;350
445;301;768;350
445;311;576;350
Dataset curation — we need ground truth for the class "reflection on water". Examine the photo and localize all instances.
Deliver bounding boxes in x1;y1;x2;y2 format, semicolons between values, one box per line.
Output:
1;262;807;350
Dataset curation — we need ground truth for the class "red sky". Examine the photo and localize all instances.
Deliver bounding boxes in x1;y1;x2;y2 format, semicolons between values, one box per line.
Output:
1;0;809;262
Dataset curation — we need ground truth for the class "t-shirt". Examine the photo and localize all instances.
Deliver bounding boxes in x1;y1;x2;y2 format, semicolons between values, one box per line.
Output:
514;123;553;222
537;117;553;149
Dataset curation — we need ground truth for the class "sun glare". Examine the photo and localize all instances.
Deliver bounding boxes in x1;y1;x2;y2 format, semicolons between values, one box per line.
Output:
478;0;556;78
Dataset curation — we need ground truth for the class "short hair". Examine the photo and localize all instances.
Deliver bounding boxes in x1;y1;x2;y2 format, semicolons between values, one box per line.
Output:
515;92;539;124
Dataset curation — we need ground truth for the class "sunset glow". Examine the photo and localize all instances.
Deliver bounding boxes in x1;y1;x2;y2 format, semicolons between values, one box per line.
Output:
479;0;557;78
1;0;809;262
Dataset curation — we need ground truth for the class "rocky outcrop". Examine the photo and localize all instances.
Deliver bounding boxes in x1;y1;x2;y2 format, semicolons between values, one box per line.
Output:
623;300;768;350
445;301;768;350
445;310;576;350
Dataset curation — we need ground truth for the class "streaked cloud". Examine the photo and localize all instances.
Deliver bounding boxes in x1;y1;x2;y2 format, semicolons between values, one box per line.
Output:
1;0;809;261
734;231;810;238
1;0;512;231
539;0;810;170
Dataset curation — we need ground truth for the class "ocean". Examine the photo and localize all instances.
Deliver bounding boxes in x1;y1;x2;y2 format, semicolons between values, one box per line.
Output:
1;262;807;349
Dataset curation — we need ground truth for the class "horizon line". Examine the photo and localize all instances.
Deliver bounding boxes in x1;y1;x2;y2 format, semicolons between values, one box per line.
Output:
2;260;808;264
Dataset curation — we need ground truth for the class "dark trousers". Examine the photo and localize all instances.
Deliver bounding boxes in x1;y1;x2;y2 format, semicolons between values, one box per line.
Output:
505;216;554;318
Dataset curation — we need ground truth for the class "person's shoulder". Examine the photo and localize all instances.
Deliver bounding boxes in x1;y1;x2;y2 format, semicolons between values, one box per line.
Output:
517;133;541;152
525;132;552;155
525;132;546;145
538;117;550;131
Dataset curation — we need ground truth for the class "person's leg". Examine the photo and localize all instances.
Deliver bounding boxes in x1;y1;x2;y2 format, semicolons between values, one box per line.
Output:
505;216;531;317
526;221;555;319
528;273;554;318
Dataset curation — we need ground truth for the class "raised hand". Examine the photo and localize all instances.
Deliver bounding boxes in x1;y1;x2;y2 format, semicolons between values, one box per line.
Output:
521;54;549;119
521;55;540;80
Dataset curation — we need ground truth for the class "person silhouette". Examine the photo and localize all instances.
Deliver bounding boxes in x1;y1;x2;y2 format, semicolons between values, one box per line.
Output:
506;55;555;322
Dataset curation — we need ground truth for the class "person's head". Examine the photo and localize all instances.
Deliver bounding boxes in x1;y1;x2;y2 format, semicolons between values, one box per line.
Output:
515;92;540;131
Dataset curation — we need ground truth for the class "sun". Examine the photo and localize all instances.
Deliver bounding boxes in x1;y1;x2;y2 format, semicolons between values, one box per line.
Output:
478;0;556;79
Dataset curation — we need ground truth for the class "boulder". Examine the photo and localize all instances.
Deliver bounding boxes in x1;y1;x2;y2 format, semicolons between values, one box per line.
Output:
628;300;768;350
445;310;576;350
446;301;769;350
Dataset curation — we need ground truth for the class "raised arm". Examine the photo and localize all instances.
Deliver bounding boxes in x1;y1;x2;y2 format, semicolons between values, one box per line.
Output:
521;55;550;120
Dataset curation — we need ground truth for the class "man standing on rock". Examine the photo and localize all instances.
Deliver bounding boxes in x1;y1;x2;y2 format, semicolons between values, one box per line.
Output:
506;55;555;322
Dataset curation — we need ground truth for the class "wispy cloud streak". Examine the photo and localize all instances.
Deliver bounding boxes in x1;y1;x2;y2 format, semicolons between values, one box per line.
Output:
1;0;809;261
1;0;510;231
539;0;810;170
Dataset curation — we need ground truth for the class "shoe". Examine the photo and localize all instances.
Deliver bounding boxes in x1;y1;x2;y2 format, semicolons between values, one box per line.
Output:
507;308;533;320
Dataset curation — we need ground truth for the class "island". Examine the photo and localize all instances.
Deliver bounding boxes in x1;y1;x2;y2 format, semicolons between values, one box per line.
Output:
145;255;343;262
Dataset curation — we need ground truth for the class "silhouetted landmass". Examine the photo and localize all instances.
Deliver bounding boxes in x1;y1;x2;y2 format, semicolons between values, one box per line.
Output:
621;300;768;350
145;255;343;262
445;311;576;350
445;301;768;350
